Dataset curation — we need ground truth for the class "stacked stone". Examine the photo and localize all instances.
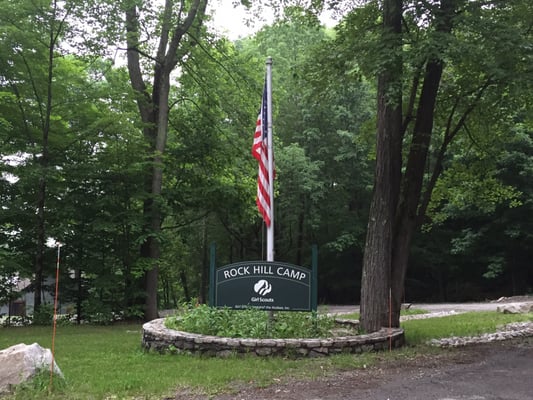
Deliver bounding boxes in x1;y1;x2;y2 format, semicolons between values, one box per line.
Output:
428;322;533;348
142;318;405;357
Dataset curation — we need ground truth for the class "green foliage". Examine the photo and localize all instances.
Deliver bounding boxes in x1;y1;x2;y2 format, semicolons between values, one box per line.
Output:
166;304;335;339
241;17;375;298
80;299;115;325
0;247;22;306
1;0;532;316
424;124;533;295
483;256;506;279
31;304;54;326
428;162;522;225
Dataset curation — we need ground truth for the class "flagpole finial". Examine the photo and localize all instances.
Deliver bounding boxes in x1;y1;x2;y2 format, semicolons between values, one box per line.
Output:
266;56;272;65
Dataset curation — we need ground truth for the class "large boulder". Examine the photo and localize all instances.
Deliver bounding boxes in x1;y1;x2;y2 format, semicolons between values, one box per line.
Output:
496;302;533;314
0;343;63;395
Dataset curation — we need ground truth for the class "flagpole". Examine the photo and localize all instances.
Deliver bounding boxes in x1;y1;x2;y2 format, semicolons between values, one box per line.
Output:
265;57;274;262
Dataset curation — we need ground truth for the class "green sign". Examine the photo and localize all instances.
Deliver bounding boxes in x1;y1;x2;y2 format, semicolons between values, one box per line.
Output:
214;261;314;311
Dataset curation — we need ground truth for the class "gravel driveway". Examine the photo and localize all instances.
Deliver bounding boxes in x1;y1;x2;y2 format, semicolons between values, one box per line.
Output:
325;297;530;315
176;339;533;400
171;297;532;400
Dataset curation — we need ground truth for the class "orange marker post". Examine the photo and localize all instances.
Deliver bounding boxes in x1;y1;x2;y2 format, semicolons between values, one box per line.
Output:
49;243;62;392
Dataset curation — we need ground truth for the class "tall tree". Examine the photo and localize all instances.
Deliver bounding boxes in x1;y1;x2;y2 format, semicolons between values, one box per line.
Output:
0;0;75;312
359;0;403;333
124;0;208;320
339;0;533;331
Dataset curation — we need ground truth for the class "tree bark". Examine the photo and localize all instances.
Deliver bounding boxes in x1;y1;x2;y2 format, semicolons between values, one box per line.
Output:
361;0;458;332
360;0;403;333
390;59;446;325
389;0;457;326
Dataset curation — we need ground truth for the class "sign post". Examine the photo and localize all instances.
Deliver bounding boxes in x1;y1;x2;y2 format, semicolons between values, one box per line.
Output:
208;242;216;307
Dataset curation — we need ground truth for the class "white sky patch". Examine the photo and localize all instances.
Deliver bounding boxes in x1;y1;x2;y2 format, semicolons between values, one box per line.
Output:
209;0;338;40
1;152;31;166
1;152;31;184
208;0;273;40
109;1;339;65
46;237;63;248
1;172;19;184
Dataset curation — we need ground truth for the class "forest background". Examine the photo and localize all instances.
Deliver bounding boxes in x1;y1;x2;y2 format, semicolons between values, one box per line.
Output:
1;0;532;325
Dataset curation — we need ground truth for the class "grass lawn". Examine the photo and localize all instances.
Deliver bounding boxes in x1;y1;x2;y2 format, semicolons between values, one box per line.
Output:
401;311;532;345
0;324;330;399
0;311;531;399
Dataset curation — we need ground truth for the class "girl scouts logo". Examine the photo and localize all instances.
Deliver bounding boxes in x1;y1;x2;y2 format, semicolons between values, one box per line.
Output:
254;279;272;296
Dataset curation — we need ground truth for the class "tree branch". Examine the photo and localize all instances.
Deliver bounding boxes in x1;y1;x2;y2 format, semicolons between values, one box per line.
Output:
165;0;208;70
416;77;494;226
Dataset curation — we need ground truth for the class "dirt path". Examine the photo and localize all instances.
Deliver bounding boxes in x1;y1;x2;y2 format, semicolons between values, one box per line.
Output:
172;338;533;400
326;295;533;315
170;298;533;400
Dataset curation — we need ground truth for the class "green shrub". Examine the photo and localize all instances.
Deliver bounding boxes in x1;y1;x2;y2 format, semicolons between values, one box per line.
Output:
32;304;54;326
166;304;335;339
81;299;114;325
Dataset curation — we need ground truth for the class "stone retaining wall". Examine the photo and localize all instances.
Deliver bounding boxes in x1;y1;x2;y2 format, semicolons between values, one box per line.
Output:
142;318;404;357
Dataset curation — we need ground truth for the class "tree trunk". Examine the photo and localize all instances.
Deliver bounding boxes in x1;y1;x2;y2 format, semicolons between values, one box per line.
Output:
180;270;190;302
390;59;445;325
360;0;403;333
138;90;168;320
389;0;456;326
125;0;208;321
361;0;458;331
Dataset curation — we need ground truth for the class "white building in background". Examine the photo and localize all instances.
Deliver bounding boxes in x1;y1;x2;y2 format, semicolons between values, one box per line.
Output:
0;277;58;317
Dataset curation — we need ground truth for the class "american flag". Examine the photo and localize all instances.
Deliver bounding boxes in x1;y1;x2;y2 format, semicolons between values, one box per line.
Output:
252;83;273;227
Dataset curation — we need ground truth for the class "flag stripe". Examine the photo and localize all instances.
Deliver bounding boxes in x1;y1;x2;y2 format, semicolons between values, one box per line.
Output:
252;83;272;227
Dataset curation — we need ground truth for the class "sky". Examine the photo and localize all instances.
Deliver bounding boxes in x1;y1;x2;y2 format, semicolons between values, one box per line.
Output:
209;0;274;40
209;0;338;40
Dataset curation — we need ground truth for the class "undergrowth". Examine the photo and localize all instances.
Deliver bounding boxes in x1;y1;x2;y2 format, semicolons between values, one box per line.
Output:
165;304;336;338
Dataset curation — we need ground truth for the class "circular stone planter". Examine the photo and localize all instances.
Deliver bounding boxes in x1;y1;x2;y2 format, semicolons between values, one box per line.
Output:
142;318;404;357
